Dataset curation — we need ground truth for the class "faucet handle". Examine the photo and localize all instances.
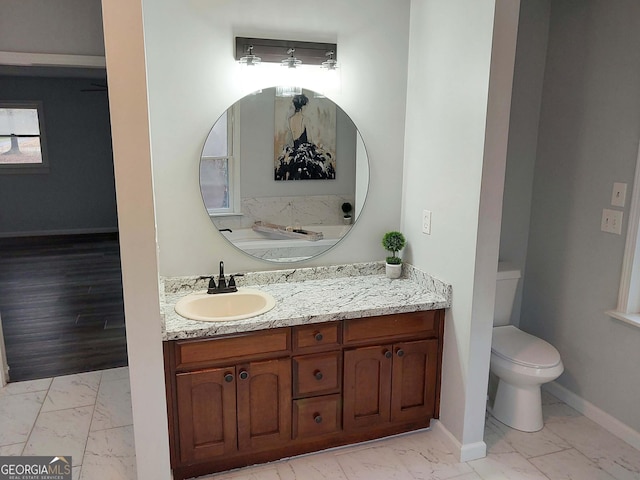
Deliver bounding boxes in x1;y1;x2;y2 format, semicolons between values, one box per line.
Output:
228;273;244;290
198;275;218;294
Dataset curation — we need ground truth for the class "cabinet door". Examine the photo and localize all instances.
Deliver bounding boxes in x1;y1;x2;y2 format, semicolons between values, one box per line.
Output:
176;367;237;463
391;339;438;424
343;345;393;430
236;357;292;451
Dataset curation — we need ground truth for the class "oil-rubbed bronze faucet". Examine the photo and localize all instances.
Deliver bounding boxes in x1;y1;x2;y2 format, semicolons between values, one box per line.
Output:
201;261;243;294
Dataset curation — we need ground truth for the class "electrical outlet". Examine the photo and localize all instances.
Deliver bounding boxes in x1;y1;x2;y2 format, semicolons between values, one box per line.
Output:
422;210;432;235
602;209;623;235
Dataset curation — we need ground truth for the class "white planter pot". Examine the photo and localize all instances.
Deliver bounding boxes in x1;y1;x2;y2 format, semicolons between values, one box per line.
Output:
385;262;402;279
343;216;352;225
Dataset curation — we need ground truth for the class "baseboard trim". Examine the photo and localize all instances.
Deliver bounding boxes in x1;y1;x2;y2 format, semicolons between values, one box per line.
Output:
430;419;487;462
544;381;640;451
0;227;118;238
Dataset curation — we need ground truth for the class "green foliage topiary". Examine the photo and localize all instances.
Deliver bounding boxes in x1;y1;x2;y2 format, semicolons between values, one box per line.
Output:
382;231;406;264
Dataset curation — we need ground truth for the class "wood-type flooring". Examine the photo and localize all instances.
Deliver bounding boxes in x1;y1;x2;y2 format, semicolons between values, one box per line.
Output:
0;233;127;381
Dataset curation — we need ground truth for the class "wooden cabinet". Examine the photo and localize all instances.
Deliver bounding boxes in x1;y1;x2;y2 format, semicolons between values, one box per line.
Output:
174;358;291;464
343;339;438;430
293;394;342;439
175;366;237;462
390;340;438;424
164;310;444;480
236;358;291;452
292;351;341;398
343;345;393;429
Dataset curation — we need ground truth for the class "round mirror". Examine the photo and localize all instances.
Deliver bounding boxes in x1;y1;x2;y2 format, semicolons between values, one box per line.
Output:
200;86;369;262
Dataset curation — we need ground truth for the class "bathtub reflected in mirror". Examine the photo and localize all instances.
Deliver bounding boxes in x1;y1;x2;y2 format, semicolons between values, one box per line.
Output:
200;86;369;262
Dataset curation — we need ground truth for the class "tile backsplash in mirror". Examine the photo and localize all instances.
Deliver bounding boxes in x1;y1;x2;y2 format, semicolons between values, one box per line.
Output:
213;194;355;230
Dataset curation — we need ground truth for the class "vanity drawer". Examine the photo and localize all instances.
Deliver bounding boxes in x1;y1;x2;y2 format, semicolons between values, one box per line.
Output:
292;323;341;352
343;311;438;344
293;351;341;398
293;394;342;439
174;329;290;370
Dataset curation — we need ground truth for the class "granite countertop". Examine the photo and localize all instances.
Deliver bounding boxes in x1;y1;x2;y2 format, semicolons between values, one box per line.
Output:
161;262;452;341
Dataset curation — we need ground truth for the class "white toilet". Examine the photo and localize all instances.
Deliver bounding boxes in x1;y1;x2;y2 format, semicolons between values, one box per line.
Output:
489;263;564;432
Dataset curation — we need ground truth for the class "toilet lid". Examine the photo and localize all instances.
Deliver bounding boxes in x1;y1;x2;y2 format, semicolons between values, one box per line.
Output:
492;325;561;368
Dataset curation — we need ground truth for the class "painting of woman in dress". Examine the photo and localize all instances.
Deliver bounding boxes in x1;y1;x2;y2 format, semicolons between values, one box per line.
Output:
274;92;336;180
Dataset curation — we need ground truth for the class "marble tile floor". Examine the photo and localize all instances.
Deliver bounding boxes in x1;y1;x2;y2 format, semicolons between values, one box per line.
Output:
201;390;640;480
0;367;136;480
2;370;639;480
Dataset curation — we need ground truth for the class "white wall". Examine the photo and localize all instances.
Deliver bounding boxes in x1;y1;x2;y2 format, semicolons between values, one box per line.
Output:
521;0;640;432
498;0;550;326
403;0;519;458
101;1;171;479
141;0;411;276
0;0;104;56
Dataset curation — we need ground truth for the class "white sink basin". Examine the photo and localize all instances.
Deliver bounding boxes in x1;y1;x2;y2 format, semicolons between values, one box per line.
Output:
174;288;276;322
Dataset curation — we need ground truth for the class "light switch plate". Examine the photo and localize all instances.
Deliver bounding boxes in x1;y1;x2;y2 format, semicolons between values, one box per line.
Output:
611;182;627;207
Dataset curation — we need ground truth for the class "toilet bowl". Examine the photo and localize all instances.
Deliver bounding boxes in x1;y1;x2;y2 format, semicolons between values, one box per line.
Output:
489;264;563;432
490;325;563;432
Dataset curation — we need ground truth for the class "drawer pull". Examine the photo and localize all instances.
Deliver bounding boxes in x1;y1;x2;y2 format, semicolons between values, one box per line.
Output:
224;373;234;383
314;414;323;424
314;370;323;381
383;349;392;359
314;332;324;342
397;349;405;357
239;370;249;380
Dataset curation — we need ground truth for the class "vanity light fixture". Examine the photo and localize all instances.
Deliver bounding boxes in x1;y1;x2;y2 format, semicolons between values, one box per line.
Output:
275;86;302;97
321;51;338;70
238;44;261;67
281;48;302;69
235;37;338;68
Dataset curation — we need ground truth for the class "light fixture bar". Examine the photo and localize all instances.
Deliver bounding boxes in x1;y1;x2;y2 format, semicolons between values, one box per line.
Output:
235;37;337;66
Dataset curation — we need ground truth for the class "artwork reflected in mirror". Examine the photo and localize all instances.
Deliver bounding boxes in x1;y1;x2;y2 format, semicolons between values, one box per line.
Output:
200;86;369;263
274;92;336;180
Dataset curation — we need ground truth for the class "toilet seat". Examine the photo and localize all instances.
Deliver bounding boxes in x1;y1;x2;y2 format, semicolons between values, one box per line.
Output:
492;325;561;369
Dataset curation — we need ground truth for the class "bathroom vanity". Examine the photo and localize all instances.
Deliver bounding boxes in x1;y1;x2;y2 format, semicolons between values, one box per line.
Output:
161;263;451;480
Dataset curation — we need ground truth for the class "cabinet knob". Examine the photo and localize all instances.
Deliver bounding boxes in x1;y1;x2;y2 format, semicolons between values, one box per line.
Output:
224;373;234;383
239;370;249;380
314;370;323;381
397;349;405;357
313;414;323;424
314;332;324;342
383;349;392;359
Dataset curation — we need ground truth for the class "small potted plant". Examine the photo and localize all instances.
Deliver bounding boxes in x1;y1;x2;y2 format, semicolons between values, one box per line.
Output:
342;202;353;225
382;231;406;279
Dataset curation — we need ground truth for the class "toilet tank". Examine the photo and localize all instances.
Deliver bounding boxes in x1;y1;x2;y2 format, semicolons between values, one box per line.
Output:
494;262;521;326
